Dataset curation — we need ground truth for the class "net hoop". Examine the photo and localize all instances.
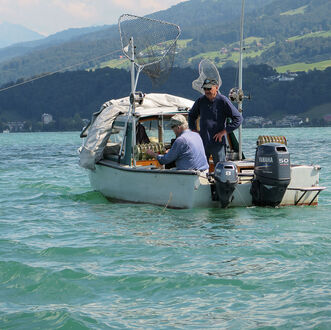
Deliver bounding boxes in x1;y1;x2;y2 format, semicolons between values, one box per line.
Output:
118;14;181;71
192;59;222;95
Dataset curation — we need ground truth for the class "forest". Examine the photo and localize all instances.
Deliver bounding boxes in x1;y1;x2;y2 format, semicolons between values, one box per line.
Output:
0;64;330;131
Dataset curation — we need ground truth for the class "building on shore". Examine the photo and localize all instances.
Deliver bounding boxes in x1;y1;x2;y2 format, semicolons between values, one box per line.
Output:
42;113;53;125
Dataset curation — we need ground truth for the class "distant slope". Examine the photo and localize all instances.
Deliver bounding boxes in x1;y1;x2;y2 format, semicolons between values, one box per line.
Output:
0;22;44;48
0;25;122;87
148;0;274;38
0;0;330;87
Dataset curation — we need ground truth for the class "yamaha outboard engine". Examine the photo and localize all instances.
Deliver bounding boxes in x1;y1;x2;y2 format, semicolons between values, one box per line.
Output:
214;161;238;208
251;143;291;207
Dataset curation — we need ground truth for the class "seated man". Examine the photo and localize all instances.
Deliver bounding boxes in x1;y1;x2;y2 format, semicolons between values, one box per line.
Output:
146;114;209;172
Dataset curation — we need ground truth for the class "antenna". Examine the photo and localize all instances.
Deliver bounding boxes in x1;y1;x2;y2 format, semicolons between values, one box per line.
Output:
228;0;246;161
238;0;245;161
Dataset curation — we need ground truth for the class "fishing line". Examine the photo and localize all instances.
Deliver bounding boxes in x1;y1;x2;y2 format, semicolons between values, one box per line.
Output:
0;49;122;93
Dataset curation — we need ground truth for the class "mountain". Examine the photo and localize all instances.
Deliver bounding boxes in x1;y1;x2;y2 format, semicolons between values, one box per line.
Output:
0;22;44;48
0;25;111;63
0;0;274;87
0;0;270;63
0;0;330;88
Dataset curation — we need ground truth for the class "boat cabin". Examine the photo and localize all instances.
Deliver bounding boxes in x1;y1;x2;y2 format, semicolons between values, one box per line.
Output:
103;113;184;168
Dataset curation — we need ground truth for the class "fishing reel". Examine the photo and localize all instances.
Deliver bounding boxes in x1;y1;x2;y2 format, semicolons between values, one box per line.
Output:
228;87;251;103
130;91;145;105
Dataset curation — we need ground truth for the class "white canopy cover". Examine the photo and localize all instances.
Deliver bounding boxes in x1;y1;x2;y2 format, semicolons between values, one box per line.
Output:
107;93;194;116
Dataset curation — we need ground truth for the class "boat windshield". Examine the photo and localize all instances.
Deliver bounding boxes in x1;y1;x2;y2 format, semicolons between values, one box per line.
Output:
139;117;177;144
108;119;125;144
103;119;125;160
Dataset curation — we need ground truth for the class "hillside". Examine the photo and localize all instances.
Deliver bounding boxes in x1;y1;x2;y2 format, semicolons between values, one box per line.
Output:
175;0;331;69
1;0;329;87
0;0;270;63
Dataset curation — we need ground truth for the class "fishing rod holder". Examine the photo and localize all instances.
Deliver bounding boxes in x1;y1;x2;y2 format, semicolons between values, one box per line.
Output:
229;87;251;103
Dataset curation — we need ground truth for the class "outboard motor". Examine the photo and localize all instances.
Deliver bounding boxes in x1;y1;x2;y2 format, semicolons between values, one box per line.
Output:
214;161;238;208
250;143;291;207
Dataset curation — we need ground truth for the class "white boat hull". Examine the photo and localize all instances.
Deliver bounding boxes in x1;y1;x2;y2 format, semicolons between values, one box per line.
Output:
88;160;322;209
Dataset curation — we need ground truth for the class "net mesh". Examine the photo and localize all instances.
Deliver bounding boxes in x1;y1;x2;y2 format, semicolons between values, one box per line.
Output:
192;59;222;94
118;14;180;84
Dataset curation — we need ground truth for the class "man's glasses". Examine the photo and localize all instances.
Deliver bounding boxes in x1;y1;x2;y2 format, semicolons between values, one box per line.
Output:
203;87;211;91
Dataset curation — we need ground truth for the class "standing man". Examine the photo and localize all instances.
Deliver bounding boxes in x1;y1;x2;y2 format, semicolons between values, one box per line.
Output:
146;114;209;172
188;78;243;165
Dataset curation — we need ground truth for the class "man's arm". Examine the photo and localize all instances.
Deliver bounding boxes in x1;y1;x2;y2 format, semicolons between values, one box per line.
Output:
146;139;182;165
214;95;243;142
157;140;182;165
188;99;200;131
224;96;243;133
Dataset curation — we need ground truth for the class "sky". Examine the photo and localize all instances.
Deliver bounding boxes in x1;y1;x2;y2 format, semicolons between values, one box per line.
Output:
0;0;188;36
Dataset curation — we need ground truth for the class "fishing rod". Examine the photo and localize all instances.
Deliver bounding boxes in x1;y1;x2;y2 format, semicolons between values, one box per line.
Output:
0;49;122;94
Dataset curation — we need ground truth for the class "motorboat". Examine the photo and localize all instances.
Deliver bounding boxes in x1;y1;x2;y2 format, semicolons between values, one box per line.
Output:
79;12;325;209
79;91;324;208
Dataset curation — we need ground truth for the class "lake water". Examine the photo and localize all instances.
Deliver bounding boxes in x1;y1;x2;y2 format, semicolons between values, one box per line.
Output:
0;127;330;329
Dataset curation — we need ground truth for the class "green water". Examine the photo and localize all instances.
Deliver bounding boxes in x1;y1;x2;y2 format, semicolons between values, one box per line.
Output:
0;128;330;329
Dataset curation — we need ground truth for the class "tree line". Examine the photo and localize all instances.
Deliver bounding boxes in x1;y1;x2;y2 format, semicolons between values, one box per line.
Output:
0;64;330;131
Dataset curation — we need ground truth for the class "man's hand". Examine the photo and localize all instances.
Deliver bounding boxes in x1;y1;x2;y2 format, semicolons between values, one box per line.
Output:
146;149;157;158
213;129;227;142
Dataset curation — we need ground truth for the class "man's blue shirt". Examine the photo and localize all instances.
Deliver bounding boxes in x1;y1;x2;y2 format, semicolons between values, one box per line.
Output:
157;129;209;171
188;93;243;146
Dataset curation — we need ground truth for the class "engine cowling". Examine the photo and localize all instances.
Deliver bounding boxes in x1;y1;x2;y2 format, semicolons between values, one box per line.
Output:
250;143;291;206
213;161;238;208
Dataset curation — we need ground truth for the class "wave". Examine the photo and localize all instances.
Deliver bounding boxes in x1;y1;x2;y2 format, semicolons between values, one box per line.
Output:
66;191;108;204
0;308;99;329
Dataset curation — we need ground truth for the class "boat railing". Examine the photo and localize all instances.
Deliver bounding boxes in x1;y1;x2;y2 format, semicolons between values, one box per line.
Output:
287;186;326;206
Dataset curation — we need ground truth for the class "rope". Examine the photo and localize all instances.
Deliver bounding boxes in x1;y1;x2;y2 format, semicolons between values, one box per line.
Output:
162;192;173;211
0;49;122;93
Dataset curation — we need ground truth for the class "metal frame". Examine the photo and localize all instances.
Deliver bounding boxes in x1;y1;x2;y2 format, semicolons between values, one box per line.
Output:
117;14;181;167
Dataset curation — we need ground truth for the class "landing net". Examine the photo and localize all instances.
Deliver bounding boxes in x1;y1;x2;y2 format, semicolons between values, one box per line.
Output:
118;14;180;84
192;59;222;94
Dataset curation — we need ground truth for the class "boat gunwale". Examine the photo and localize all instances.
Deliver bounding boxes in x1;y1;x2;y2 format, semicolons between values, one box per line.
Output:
97;159;202;175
